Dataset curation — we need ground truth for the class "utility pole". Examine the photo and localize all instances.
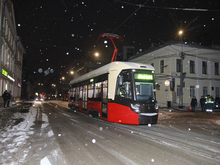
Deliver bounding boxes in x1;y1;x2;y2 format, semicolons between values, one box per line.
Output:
179;30;185;108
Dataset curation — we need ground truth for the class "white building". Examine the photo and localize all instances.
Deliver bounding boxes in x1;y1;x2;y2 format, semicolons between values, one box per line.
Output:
0;0;25;104
129;41;220;107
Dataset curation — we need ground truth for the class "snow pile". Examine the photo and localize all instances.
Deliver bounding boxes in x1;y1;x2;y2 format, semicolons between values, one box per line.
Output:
0;107;37;164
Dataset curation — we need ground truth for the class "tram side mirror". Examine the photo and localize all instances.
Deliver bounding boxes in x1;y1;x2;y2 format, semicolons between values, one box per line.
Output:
118;76;123;86
156;84;160;88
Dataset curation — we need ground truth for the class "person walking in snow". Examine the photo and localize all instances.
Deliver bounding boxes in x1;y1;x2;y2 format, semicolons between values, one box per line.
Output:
191;96;197;112
200;96;206;112
2;90;8;108
7;91;12;107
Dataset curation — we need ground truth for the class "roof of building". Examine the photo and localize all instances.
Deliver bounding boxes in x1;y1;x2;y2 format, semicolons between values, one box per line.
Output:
129;41;220;61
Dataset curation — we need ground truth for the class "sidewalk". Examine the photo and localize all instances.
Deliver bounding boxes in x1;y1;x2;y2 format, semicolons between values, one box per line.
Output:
0;101;19;112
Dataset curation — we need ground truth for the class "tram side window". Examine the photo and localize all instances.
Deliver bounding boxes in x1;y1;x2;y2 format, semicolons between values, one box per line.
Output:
94;82;101;99
70;88;75;99
79;86;83;99
88;83;94;99
75;87;79;106
83;85;87;101
102;80;108;103
116;71;132;99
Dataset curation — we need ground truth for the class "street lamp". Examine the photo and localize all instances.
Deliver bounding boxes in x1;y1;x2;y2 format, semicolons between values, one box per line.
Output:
178;30;183;35
178;30;185;108
95;52;99;57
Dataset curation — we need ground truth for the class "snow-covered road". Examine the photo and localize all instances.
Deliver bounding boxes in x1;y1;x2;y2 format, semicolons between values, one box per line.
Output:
0;100;220;165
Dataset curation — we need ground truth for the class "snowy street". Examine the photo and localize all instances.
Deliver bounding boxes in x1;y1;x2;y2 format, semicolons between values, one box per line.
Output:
0;100;220;165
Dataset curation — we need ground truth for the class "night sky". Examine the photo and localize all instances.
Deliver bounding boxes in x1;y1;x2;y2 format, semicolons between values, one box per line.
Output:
11;0;220;87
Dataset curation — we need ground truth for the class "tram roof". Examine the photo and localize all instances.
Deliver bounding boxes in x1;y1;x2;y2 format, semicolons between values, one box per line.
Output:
69;61;154;85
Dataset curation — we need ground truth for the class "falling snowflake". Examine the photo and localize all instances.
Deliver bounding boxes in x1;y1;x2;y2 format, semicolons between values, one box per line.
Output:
92;139;96;143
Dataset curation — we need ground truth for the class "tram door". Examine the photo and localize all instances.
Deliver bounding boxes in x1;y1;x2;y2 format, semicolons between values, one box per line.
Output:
82;85;87;112
101;80;108;118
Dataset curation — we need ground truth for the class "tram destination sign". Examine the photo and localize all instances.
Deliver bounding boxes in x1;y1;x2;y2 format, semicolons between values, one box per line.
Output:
135;74;153;80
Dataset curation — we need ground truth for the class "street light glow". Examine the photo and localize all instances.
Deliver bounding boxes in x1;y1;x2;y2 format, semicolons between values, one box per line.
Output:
179;30;183;35
95;52;99;57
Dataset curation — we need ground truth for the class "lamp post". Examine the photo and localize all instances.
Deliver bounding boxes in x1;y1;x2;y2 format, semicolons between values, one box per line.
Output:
179;30;185;108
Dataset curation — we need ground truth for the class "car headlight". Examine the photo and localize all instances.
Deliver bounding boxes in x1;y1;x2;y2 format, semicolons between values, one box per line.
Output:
131;104;140;113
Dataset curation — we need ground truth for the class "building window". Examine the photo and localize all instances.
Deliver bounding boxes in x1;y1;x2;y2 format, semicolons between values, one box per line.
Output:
160;60;164;73
216;87;220;97
190;86;195;98
177;85;180;97
215;62;219;75
203;87;208;97
202;61;207;74
190;60;195;73
176;59;181;72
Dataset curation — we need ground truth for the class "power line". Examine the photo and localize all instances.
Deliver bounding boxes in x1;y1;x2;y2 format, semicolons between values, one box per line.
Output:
112;0;150;33
114;0;220;12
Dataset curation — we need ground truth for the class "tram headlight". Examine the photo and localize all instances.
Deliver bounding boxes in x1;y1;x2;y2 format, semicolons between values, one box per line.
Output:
155;102;159;112
131;104;140;113
155;102;159;110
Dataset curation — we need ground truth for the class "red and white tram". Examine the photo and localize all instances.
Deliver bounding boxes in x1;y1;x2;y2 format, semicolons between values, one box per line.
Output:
68;61;159;125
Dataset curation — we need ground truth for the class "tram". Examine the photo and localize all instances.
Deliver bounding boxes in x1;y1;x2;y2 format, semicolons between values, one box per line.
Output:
68;61;159;125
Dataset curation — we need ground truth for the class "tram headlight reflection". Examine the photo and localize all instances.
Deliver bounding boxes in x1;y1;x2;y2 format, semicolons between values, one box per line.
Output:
131;104;140;113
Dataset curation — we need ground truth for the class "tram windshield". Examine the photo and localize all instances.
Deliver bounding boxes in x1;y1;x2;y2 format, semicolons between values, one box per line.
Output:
134;73;155;101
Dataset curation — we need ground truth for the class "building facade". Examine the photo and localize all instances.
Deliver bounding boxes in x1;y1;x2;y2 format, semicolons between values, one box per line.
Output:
0;0;25;105
129;42;220;107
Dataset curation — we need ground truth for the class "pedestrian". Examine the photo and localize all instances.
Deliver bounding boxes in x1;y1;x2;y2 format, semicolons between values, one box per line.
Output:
2;90;8;108
7;91;12;107
200;96;206;112
205;95;214;113
191;96;197;112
